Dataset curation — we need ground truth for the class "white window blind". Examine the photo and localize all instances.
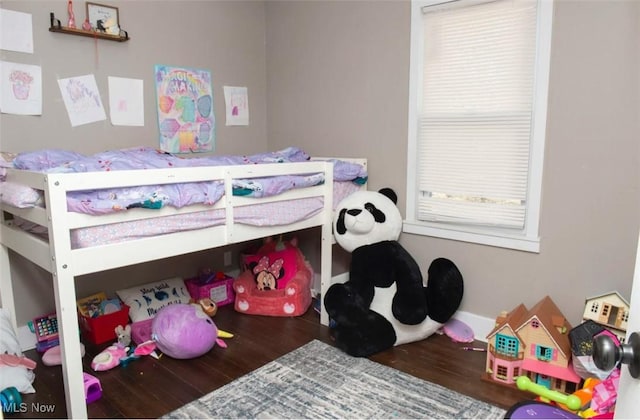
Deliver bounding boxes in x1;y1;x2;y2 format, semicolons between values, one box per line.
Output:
418;0;538;229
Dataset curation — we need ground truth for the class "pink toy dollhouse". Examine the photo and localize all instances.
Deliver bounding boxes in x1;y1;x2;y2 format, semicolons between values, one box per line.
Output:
485;295;581;393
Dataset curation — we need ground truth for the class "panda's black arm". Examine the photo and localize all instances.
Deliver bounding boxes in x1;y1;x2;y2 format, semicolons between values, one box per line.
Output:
351;242;399;288
389;243;429;324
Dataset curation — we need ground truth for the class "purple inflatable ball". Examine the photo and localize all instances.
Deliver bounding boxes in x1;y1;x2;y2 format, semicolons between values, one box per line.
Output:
151;304;218;359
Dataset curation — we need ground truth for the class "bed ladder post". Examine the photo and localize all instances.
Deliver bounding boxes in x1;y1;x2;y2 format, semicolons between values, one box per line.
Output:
0;240;18;333
320;161;333;326
45;174;88;419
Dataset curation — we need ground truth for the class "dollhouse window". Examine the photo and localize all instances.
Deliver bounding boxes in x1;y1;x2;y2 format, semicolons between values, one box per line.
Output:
531;319;540;328
602;305;609;316
536;345;552;361
590;302;599;313
496;365;508;380
622;311;629;322
496;334;519;357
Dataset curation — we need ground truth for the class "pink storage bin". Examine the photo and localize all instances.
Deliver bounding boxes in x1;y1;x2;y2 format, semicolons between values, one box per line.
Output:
185;271;235;306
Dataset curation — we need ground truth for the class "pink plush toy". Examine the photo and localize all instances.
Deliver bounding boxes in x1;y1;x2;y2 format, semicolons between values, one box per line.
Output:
91;344;129;371
151;304;228;359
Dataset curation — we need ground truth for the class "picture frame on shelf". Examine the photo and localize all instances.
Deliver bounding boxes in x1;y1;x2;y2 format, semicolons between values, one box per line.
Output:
86;2;119;34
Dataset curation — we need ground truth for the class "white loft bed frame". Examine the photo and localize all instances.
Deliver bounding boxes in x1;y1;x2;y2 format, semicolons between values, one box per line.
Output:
0;158;364;419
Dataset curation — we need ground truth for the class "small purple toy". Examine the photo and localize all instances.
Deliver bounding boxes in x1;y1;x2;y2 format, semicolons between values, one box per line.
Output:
83;372;102;404
152;304;224;359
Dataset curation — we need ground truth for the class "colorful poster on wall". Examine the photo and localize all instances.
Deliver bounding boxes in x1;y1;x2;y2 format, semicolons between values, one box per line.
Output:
154;65;215;153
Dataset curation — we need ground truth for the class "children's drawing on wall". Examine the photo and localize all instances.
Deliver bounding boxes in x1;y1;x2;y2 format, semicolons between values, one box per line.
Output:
108;76;144;126
223;86;249;126
0;61;42;115
0;8;34;54
154;64;215;153
57;74;106;127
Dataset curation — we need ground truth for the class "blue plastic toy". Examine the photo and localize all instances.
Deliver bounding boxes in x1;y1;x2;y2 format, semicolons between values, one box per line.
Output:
1;387;22;413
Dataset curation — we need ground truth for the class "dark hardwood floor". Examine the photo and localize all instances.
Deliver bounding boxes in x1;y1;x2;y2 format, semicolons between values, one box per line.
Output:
10;304;529;419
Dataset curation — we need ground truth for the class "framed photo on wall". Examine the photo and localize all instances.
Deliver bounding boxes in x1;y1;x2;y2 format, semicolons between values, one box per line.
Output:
86;2;119;31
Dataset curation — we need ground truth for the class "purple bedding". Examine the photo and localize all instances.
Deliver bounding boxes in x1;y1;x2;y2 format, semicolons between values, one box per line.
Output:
8;147;367;215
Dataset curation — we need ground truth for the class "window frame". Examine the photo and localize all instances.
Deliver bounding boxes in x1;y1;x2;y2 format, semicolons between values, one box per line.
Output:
405;0;554;253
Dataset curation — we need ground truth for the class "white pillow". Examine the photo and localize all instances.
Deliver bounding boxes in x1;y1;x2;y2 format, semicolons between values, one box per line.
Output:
0;308;36;393
116;277;191;323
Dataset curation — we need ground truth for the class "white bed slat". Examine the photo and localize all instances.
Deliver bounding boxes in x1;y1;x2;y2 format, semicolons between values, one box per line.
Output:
0;223;51;272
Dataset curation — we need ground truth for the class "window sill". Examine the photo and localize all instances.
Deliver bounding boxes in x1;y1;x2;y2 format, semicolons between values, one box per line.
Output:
402;221;540;253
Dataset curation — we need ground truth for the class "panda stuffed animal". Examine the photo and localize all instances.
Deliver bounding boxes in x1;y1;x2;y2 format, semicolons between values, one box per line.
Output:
324;188;464;357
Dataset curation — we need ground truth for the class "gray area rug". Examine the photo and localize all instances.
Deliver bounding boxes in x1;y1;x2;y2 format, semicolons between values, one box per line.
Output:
163;339;506;419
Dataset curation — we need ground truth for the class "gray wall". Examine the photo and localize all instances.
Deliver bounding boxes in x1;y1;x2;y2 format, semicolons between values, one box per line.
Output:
1;0;268;156
265;0;640;326
1;0;269;324
2;0;639;329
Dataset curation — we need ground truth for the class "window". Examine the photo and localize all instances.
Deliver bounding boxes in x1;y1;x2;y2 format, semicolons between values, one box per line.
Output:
496;334;518;357
536;345;552;361
405;0;553;252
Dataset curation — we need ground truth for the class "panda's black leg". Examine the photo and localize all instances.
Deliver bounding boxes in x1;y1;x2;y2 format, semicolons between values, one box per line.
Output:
333;312;396;357
425;257;464;323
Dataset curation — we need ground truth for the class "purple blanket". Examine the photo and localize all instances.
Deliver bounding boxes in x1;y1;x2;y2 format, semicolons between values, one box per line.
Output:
11;147;367;215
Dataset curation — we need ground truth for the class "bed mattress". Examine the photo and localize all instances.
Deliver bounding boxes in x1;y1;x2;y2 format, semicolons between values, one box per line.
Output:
69;181;360;248
12;181;360;249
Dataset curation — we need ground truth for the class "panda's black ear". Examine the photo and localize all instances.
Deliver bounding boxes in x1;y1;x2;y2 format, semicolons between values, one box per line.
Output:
378;188;397;205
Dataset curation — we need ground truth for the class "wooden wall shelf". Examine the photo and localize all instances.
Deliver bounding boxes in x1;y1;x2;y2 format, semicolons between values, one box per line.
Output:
49;25;130;42
49;13;129;42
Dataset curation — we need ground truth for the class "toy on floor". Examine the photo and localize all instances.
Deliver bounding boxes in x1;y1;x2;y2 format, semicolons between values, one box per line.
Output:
91;330;161;371
582;292;629;344
485;296;580;391
83;372;102;404
569;320;613;380
505;401;582;419
515;375;616;419
115;324;131;347
42;343;86;366
91;343;130;371
0;386;22;414
151;303;232;359
30;312;59;353
440;318;474;343
198;298;218;317
517;376;583;412
324;188;464;357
